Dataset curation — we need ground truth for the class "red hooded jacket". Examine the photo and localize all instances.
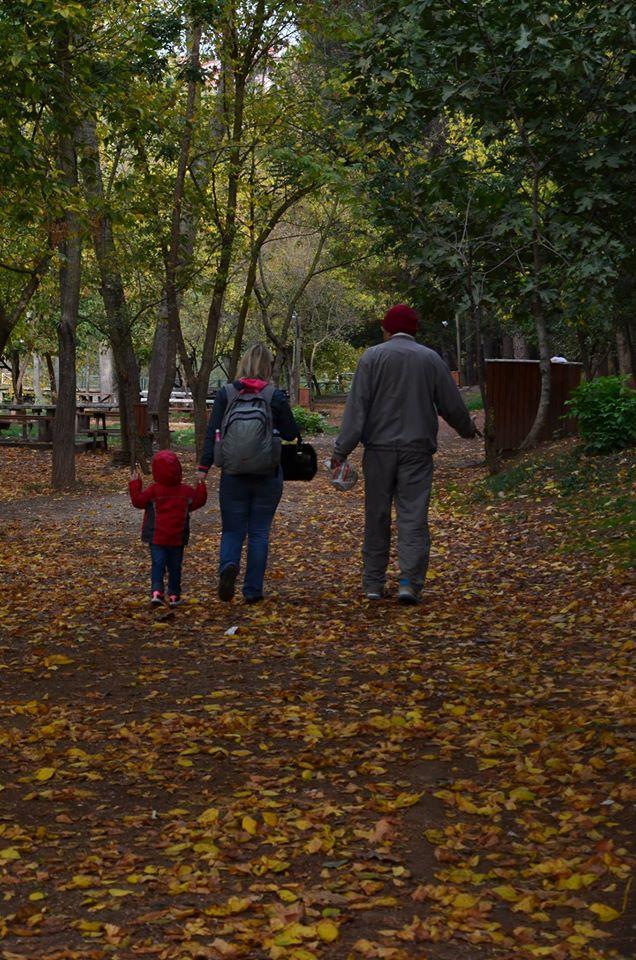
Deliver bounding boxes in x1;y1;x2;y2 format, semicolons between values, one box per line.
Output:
129;451;207;547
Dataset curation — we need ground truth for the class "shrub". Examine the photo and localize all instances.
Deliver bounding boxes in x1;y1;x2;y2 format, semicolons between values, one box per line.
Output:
292;406;326;435
566;376;636;453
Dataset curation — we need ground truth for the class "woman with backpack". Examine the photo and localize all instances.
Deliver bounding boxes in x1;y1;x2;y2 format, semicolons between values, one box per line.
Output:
197;343;301;604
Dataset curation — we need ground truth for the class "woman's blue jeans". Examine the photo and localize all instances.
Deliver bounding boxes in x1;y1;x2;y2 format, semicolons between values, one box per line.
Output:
219;470;283;599
150;544;183;597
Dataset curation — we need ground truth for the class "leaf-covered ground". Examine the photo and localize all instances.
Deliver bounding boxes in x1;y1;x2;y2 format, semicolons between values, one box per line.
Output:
0;422;634;960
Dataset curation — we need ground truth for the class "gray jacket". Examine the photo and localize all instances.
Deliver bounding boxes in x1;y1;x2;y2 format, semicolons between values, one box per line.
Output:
334;334;474;459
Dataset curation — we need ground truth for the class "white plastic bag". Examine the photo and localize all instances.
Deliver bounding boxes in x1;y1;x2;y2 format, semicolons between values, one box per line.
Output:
324;458;358;491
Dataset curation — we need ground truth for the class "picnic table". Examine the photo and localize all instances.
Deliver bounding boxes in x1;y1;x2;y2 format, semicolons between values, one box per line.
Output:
0;403;57;443
0;403;118;450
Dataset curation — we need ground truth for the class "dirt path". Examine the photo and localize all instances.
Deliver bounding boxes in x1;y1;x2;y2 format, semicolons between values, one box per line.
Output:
0;426;633;960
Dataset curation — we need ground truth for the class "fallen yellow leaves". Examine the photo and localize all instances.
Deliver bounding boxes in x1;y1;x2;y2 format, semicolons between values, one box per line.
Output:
589;901;621;922
0;847;20;861
0;440;632;959
34;766;56;781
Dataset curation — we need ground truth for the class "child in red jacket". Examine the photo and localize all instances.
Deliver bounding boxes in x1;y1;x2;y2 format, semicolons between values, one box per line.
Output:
129;450;207;607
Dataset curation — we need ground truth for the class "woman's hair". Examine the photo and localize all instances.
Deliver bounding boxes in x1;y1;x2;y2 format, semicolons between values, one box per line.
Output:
236;343;273;381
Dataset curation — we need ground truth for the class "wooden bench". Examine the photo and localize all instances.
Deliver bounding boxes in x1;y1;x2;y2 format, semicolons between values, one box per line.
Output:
0;413;54;443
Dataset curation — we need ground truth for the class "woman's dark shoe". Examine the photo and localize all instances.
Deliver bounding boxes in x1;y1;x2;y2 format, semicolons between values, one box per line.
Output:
244;594;263;604
218;564;238;602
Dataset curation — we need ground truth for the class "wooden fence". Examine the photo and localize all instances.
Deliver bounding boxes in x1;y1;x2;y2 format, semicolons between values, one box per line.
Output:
486;360;582;450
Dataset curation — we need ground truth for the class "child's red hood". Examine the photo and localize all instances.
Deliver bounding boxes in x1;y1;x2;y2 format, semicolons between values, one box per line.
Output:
151;450;182;486
239;378;269;393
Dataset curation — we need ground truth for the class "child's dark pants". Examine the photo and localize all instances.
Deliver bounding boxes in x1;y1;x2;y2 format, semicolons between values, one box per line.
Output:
150;544;184;597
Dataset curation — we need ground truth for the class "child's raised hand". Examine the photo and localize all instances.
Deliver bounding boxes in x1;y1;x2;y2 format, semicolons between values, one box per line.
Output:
131;464;141;480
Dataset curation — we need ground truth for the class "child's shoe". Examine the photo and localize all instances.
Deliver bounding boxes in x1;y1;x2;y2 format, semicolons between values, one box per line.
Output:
151;591;165;606
168;595;184;607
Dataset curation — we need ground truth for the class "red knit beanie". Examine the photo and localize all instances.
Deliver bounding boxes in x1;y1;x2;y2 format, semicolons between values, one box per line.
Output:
382;304;419;336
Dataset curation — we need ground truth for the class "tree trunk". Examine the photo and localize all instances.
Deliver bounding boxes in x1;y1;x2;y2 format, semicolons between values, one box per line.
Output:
33;353;43;402
45;352;57;400
616;327;632;376
99;345;116;397
77;117;144;467
52;26;82;491
147;303;170;444
0;254;51;357
501;333;514;359
11;350;25;402
512;333;530;359
522;168;551;449
155;22;202;451
465;260;498;474
52;228;80;492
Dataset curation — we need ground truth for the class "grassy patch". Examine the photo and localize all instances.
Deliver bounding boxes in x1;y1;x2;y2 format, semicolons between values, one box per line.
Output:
465;392;484;412
171;426;196;448
469;443;635;564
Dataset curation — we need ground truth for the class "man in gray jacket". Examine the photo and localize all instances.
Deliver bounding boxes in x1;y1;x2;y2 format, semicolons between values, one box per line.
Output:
331;304;477;604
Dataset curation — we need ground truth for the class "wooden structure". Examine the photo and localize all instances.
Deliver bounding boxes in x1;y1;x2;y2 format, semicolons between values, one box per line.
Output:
486;359;582;450
0;403;116;451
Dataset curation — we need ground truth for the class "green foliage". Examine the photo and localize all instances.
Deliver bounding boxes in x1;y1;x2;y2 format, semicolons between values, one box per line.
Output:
292;406;326;435
171;426;196;449
566;376;636;454
465;392;484;412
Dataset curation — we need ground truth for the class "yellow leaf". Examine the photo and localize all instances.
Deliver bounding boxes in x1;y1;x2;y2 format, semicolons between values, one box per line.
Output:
43;654;72;667
35;767;56;782
557;873;596;890
316;920;339;942
29;891;46;901
589;902;620;922
0;847;20;861
443;703;467;716
107;888;131;897
453;893;478;909
510;787;535;803
278;888;299;903
198;807;219;825
193;841;220;856
71;875;93;888
493;885;519;903
263;812;278;827
76;919;102;935
242;815;258;835
274;922;316;946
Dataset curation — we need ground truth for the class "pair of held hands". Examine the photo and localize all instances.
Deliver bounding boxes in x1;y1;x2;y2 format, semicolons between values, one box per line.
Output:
330;416;482;470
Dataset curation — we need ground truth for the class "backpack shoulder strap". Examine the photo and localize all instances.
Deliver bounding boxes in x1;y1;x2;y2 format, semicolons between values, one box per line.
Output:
258;384;276;406
220;383;240;433
224;383;239;404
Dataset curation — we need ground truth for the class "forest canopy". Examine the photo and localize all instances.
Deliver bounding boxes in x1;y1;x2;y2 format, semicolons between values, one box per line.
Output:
1;0;634;485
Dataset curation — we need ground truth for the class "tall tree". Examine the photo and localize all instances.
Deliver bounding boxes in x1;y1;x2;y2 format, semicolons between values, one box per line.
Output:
343;0;636;446
51;17;83;490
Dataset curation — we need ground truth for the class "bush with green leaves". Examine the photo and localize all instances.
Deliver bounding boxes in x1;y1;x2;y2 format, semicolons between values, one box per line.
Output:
566;376;636;453
292;406;326;435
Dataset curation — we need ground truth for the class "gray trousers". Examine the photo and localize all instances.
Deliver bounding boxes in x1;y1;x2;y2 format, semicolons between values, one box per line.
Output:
362;448;434;592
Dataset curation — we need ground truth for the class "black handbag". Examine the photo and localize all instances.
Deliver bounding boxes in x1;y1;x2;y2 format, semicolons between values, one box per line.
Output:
281;441;317;481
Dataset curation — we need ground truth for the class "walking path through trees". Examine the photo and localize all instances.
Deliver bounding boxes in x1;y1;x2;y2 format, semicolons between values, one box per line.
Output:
0;425;633;960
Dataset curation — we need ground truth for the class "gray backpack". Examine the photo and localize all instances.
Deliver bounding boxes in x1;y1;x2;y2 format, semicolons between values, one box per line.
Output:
215;384;281;475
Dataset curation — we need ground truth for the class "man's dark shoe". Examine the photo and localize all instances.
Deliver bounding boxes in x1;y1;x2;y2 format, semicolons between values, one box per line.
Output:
365;589;385;601
397;581;420;605
244;594;263;604
218;564;238;602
